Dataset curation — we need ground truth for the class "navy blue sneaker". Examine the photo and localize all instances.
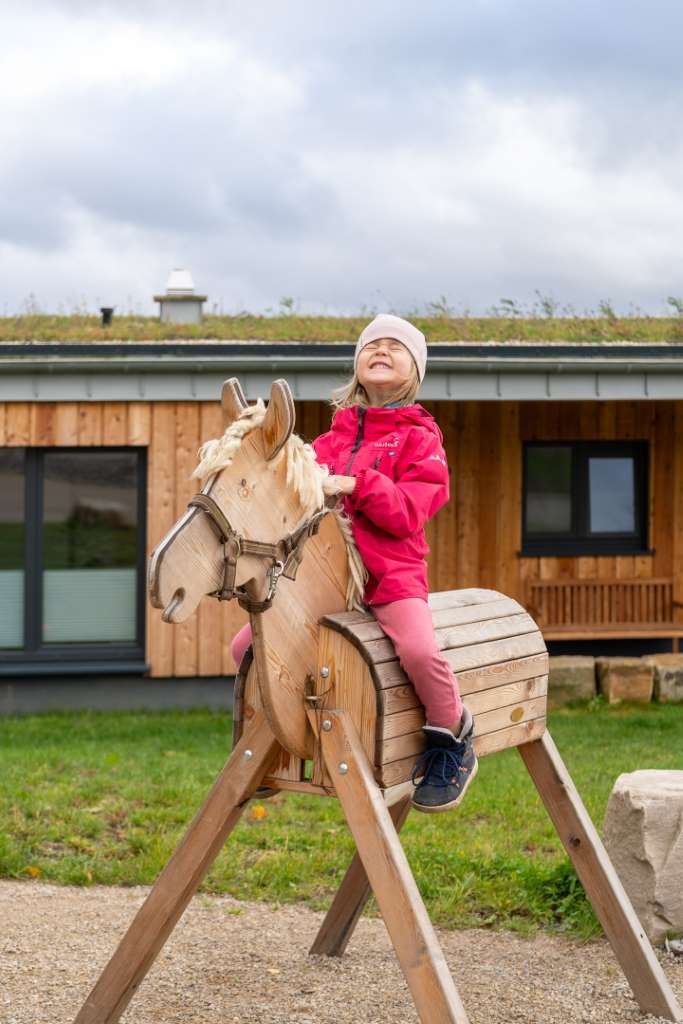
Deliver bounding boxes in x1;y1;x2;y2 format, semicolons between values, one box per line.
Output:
411;708;478;813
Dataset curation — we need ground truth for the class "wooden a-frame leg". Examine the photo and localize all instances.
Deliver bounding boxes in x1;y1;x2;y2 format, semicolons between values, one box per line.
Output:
519;730;683;1023
310;795;412;956
313;709;469;1024
74;711;280;1024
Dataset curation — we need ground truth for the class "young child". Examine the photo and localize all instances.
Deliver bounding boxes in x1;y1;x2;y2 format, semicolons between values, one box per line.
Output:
231;313;477;812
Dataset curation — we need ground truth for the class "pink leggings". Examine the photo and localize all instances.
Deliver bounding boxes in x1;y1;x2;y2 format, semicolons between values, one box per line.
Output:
230;597;462;728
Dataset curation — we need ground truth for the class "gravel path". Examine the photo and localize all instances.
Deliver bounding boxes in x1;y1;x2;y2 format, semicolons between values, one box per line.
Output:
1;880;682;1024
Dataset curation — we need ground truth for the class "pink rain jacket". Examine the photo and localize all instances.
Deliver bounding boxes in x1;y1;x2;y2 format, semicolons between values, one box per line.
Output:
312;404;450;606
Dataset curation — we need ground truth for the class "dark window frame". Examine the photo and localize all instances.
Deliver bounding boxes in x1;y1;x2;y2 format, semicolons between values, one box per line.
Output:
0;446;147;672
521;440;649;556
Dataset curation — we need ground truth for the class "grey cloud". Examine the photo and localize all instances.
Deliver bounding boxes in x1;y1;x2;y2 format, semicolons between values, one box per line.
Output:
3;1;683;314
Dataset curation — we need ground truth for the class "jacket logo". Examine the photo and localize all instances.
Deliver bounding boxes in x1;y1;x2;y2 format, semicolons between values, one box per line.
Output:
428;454;447;466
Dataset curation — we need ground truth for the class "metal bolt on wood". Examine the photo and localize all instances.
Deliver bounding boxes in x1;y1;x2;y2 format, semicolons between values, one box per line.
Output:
320;666;330;678
338;762;349;775
243;749;253;760
322;719;332;731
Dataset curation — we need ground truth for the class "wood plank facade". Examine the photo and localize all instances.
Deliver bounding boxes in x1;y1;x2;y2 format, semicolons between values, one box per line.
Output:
2;396;682;677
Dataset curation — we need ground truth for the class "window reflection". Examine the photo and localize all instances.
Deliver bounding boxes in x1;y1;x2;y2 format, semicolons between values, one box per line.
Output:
525;446;572;533
589;457;635;534
0;449;24;648
42;452;138;644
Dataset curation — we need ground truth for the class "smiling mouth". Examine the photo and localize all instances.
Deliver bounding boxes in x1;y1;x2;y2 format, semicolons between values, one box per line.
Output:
370;362;391;369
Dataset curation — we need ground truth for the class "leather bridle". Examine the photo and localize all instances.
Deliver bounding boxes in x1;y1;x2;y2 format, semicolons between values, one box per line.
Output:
187;492;331;614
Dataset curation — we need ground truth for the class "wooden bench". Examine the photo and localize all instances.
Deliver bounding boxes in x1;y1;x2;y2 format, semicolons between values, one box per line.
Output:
525;577;683;649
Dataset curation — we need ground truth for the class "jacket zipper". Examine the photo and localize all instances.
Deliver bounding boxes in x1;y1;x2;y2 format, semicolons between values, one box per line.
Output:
344;407;366;475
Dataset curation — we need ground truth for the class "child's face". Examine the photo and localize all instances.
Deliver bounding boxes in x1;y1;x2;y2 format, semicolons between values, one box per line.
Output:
357;337;414;398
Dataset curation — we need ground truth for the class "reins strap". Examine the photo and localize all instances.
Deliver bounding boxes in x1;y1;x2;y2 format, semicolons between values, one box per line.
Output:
188;493;234;544
187;492;331;612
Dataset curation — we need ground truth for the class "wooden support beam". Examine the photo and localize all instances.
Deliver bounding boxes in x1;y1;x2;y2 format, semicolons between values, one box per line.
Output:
310;795;412;956
315;709;469;1024
518;730;683;1023
73;712;280;1024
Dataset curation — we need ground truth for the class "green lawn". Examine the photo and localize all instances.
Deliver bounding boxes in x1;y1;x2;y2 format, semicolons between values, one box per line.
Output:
1;702;681;939
1;312;683;344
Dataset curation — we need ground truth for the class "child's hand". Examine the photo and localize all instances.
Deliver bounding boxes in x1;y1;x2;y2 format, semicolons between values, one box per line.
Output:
322;474;356;496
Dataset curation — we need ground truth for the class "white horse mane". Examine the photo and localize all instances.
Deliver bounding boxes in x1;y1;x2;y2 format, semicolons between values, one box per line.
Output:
192;400;366;611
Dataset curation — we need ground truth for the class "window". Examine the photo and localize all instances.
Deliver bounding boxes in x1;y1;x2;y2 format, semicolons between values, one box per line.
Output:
0;447;147;672
522;441;648;555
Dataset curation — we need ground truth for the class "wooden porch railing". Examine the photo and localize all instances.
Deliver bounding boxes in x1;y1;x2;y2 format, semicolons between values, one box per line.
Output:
525;577;683;647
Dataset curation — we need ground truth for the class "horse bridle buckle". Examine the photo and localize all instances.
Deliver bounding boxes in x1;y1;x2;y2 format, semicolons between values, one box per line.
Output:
266;559;285;602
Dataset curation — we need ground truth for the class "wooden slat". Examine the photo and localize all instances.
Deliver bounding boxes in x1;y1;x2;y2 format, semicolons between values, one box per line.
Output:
102;402;127;446
455;402;479;589
147;402;176;677
54;402;78;445
127;403;152;446
173;403;200;677
674;401;683;630
496;402;521;600
381;682;422;716
78;403;103;446
465;675;547;716
434;612;537;652
381;706;425;742
196;402;225;676
427;588;503;610
434;400;458;592
5;404;30;446
478;403;500;589
653;402;674;579
442;631;546;673
31;403;56;445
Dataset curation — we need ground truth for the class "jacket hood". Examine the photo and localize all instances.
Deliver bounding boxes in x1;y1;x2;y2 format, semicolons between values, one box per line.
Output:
330;403;443;443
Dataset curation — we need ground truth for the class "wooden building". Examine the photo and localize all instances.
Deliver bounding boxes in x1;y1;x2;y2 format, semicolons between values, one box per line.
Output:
2;340;683;684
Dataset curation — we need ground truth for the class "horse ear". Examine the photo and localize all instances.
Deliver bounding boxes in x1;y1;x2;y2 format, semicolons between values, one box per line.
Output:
221;378;247;429
261;379;295;460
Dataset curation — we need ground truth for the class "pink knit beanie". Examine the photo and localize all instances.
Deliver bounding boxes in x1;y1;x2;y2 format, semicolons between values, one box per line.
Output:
355;314;427;383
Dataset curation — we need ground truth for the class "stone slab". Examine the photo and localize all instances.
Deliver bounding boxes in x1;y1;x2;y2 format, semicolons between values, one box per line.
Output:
547;656;596;709
596;657;654;704
644;654;683;703
603;770;683;943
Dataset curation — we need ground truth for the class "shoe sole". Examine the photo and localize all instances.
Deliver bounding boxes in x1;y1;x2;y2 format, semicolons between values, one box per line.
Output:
411;757;479;814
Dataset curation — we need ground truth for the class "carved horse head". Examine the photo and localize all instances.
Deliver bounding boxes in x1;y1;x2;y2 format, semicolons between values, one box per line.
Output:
148;378;363;758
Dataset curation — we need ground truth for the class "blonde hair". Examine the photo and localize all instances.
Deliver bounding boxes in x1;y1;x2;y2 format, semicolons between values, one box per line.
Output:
331;360;420;411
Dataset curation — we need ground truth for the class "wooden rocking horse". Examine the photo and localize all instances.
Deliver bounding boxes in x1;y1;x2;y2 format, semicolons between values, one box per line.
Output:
74;380;682;1024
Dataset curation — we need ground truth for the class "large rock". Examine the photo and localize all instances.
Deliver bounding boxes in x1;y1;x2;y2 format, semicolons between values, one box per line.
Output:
603;770;683;944
547;656;595;708
596;657;654;704
644;654;683;703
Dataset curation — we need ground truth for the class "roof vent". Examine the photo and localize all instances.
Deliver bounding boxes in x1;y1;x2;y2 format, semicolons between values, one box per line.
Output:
154;268;207;324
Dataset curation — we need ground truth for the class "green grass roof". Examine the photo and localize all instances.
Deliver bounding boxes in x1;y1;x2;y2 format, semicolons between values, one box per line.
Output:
1;313;682;344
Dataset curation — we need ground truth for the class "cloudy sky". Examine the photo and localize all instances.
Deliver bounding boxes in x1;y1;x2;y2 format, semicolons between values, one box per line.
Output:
2;0;683;316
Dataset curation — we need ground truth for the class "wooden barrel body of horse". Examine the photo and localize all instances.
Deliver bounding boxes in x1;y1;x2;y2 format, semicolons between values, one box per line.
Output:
233;588;549;794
